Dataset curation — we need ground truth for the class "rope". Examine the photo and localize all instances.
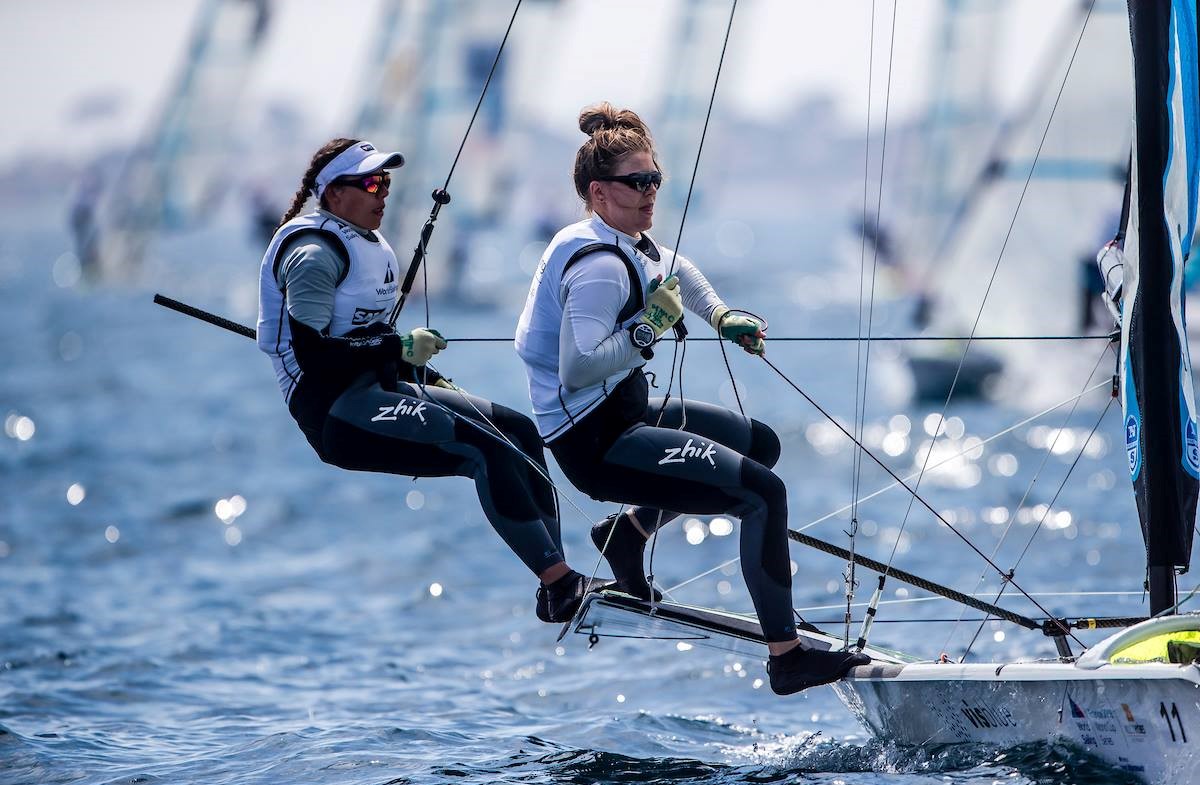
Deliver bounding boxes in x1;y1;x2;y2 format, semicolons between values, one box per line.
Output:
795;379;1111;532
404;370;676;632
664;0;738;279
640;0;741;608
959;391;1117;661
788;530;1038;629
659;378;1111;599
759;354;1077;642
403;334;1117;343
802;616;1146;628
845;0;878;645
846;0;900;649
848;0;1100;650
151;293;1119;641
793;590;1153;615
942;343;1114;656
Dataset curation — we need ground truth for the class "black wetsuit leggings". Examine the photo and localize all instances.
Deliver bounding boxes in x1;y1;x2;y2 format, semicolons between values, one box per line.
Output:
297;373;564;575
549;374;794;642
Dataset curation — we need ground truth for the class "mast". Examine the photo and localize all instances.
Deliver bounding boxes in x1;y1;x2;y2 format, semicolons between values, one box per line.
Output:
1120;0;1199;614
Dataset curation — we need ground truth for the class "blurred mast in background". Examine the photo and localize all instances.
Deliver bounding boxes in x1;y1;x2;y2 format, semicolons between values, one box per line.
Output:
918;0;1132;342
898;0;1002;290
653;0;733;231
354;0;523;303
91;0;271;275
879;0;1132;404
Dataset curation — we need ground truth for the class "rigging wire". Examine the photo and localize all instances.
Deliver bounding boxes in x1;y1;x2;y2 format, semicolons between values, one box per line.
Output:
416;333;1117;343
662;377;1111;597
846;0;879;647
647;0;740;425
846;0;900;649
664;0;737;281
154;291;1122;637
939;342;1115;657
887;0;1100;547
849;0;1100;649
388;0;524;329
407;371;681;611
958;391;1117;661
794;590;1152;615
796;381;1111;532
758;354;1081;644
641;0;740;607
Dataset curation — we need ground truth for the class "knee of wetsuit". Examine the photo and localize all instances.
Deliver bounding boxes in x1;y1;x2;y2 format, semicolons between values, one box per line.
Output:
739;459;791;586
491;404;543;453
740;459;786;514
452;417;495;455
749;418;782;468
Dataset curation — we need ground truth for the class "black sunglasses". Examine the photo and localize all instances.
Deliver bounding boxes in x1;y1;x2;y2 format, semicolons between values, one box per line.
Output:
596;170;663;193
336;172;391;194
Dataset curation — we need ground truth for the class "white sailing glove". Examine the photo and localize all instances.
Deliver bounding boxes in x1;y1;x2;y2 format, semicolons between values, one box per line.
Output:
636;274;683;338
399;327;447;366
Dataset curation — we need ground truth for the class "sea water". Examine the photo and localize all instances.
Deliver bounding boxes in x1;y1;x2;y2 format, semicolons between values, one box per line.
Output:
0;198;1150;784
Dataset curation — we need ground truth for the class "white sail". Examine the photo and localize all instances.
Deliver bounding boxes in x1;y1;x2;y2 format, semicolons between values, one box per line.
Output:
923;2;1131;398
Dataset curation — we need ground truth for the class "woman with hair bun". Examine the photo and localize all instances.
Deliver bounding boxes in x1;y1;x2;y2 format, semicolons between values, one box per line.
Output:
257;138;604;624
515;105;869;694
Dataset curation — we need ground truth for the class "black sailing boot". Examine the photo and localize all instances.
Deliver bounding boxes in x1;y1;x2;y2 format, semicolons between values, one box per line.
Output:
767;643;872;696
535;570;614;623
590;512;662;602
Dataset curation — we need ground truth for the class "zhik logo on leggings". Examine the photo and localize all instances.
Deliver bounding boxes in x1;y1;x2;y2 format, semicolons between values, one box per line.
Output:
659;438;717;468
371;400;427;424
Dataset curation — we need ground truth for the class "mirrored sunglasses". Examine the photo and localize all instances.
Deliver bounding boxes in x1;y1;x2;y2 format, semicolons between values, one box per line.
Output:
596;170;663;193
337;172;391;194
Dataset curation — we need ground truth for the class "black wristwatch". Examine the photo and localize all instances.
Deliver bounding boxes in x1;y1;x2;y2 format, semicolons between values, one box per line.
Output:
629;322;655;349
628;322;656;360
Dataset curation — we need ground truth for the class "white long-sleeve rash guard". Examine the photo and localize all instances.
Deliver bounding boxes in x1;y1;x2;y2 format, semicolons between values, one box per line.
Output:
558;244;725;392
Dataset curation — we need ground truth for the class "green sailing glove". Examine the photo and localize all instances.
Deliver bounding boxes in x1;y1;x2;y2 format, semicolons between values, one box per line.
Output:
399;327;448;366
710;305;766;356
637;274;683;338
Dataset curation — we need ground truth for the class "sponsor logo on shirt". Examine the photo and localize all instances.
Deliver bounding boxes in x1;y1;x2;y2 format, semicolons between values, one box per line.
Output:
377;266;398;297
352;307;385;325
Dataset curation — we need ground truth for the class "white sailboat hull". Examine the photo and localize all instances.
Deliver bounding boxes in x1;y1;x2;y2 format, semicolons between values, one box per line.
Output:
836;661;1200;783
576;595;1200;782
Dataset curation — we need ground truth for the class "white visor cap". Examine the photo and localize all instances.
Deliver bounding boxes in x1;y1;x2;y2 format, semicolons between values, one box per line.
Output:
313;141;405;200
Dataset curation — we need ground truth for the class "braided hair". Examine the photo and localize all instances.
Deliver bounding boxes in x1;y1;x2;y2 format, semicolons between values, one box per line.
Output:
277;137;359;229
572;102;659;211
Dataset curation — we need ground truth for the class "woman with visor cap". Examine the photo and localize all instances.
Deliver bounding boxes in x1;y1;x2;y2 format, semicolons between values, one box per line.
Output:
257;138;606;623
514;105;870;694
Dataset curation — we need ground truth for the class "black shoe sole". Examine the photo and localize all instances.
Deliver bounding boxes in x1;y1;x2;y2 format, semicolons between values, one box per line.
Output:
769;651;871;696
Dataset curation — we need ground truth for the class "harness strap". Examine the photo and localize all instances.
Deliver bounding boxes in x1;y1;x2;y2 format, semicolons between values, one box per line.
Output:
562;242;644;324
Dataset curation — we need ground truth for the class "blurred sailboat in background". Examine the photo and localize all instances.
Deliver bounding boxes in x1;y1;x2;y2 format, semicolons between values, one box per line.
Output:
86;0;270;277
852;0;1132;404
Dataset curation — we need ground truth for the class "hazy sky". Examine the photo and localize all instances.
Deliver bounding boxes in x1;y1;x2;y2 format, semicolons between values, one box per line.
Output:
0;0;1079;167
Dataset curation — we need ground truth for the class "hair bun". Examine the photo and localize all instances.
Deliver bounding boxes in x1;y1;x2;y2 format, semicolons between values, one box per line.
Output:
578;101;648;137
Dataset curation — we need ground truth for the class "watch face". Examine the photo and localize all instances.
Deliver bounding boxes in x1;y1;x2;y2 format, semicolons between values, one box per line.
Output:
631;323;655;348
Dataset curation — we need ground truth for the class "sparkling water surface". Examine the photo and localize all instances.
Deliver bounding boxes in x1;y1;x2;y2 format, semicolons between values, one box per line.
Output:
0;201;1152;784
